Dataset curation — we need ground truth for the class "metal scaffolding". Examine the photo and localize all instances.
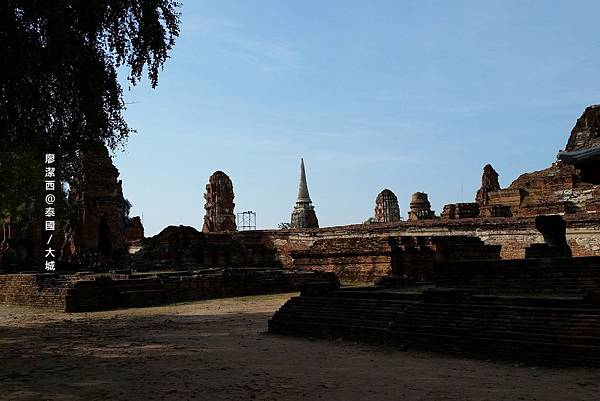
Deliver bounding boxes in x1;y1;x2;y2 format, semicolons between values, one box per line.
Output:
237;211;256;231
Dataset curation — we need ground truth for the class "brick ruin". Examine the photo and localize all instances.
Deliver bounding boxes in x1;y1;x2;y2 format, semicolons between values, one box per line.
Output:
269;215;600;365
374;189;401;223
4;106;594;281
267;107;600;364
291;235;500;283
270;258;600;365
3;104;600;342
0;269;336;312
202;171;237;233
464;107;600;218
441;202;480;219
475;164;501;206
60;144;143;266
407;192;435;221
290;107;595;277
290;158;319;228
474;162;598;217
126;213;598;285
126;105;600;281
132;225;282;271
125;216;145;243
559;104;600;184
2;106;600;370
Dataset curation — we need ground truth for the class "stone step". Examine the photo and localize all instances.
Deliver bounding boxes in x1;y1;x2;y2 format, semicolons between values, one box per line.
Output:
278;309;403;322
282;299;412;309
390;322;600;343
269;293;600;365
271;315;394;329
288;296;414;306
388;331;600;365
397;311;600;330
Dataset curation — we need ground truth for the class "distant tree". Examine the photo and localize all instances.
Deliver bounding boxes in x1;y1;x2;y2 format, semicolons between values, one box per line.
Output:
1;0;181;157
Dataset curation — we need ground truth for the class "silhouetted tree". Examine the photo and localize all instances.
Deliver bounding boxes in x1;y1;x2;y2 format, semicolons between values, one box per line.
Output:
0;0;180;251
1;0;181;156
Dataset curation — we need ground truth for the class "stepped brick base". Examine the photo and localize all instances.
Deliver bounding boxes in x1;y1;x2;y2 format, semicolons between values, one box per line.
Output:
269;257;600;365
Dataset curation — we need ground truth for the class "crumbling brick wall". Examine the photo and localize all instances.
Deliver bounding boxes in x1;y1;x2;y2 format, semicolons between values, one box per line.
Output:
0;269;334;312
133;215;600;283
0;274;69;308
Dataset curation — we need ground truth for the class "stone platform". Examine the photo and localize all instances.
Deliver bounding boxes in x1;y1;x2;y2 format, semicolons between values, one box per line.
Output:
0;268;337;312
269;256;600;365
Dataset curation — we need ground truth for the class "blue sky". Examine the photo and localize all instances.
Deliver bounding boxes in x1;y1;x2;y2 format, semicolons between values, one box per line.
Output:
113;1;600;235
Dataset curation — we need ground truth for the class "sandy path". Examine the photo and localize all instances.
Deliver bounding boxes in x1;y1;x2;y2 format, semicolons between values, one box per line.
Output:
1;293;599;401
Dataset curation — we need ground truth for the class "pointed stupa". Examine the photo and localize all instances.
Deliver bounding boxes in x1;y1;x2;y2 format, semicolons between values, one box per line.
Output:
296;158;312;203
290;158;319;228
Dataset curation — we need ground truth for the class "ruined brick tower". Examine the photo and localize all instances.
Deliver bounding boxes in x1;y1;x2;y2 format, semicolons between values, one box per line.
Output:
407;192;435;221
375;189;401;222
202;171;236;233
559;105;600;184
475;164;501;207
61;143;129;262
290;159;319;228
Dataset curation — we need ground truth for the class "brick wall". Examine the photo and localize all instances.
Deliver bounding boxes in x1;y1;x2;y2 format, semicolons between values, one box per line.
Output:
0;269;336;312
277;215;599;282
133;215;600;283
0;274;69;308
434;256;600;296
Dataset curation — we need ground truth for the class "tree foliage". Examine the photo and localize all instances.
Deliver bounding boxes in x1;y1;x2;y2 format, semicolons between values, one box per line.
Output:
0;0;181;155
0;0;180;247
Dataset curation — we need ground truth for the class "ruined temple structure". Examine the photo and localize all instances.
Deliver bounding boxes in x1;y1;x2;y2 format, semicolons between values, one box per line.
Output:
475;164;501;207
132;225;285;270
125;216;145;242
441;165;500;219
60;144;133;264
291;235;501;283
0;268;337;312
127;105;600;279
202;171;236;233
559;104;600;184
374;189;401;223
267;105;600;366
441;203;480;219
270;251;600;365
290;159;319;228
270;213;600;365
472;164;512;218
55;105;600;275
407;192;435;221
467;107;600;218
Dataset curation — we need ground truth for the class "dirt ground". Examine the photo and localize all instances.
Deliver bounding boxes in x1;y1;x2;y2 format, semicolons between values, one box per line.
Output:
1;293;599;401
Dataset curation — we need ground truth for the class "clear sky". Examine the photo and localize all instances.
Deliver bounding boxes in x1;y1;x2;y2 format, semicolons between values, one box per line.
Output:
113;0;600;236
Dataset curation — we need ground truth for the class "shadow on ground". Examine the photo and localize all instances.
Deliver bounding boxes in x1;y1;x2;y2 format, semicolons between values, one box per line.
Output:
1;295;599;401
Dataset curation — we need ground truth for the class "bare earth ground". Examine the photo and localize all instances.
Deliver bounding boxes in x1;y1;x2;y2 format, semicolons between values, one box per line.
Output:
1;294;599;401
